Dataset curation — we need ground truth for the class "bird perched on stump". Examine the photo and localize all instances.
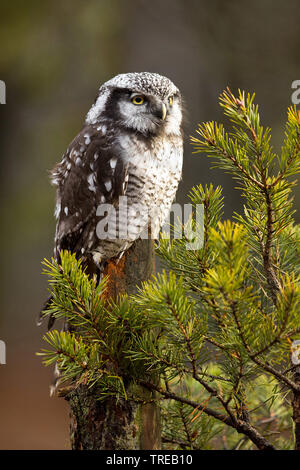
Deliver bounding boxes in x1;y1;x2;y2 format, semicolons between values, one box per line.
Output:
41;72;184;329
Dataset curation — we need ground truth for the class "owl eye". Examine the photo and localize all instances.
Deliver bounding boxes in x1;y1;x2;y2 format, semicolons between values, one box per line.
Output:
168;96;174;106
131;95;145;105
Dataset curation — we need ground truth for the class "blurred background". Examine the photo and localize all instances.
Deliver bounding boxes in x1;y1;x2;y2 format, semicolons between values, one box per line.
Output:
0;0;299;449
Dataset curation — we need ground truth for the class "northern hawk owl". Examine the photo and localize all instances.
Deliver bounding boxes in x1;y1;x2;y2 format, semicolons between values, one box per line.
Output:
51;72;184;275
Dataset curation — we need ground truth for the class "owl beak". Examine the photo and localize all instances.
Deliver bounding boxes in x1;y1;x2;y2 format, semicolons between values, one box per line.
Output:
161;103;167;120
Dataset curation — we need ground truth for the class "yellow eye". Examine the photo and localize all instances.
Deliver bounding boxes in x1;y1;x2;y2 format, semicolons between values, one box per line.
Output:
131;95;144;105
168;96;173;106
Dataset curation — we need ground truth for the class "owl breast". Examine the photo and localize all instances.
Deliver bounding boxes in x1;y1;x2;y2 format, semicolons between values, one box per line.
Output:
125;135;183;234
94;132;183;261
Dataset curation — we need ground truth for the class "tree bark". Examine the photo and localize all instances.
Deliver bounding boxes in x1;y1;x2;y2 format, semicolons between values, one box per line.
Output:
65;238;161;450
292;366;300;451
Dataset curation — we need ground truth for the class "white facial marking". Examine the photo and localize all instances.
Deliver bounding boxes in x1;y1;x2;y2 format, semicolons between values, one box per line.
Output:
164;101;182;136
118;101;158;134
64;206;69;216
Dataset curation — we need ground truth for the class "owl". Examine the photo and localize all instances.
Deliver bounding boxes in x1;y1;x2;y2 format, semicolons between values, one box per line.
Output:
51;72;183;281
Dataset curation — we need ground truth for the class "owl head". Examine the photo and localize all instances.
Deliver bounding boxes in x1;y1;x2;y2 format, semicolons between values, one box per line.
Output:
86;72;183;137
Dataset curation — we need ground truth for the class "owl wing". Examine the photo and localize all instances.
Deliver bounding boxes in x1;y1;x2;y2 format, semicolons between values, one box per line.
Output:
41;125;128;329
52;124;128;264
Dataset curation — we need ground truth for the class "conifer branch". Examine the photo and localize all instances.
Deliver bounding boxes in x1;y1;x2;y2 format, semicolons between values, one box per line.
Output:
40;89;300;450
139;380;275;450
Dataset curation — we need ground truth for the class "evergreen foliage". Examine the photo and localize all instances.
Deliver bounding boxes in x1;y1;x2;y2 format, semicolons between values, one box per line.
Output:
39;89;300;450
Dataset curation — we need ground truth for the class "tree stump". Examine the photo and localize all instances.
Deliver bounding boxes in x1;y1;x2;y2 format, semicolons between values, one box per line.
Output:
65;238;161;450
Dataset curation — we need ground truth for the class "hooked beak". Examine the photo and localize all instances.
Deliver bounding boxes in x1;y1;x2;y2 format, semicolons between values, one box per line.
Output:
161;103;167;120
